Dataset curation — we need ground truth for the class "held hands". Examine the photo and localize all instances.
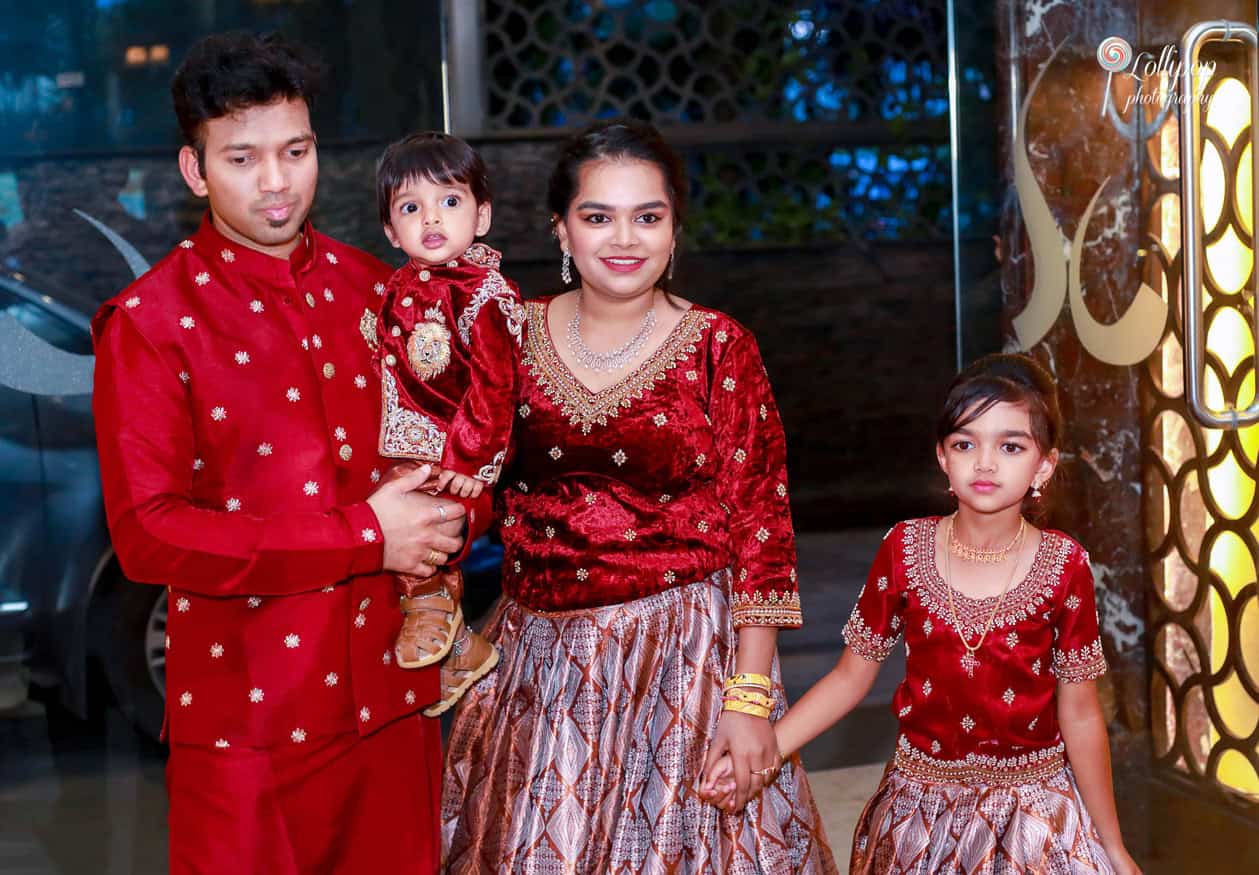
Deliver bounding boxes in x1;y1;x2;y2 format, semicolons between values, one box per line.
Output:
698;710;782;812
366;464;467;578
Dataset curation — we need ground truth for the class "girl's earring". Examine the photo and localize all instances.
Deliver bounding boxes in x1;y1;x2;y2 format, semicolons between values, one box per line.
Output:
667;250;675;281
561;250;572;285
947;485;955;497
1031;481;1043;499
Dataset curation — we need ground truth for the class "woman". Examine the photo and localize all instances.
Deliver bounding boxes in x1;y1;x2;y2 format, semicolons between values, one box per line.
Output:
441;120;836;873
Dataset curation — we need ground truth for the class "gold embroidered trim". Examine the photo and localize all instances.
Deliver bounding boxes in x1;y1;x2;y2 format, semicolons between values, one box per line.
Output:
731;588;802;627
842;604;902;662
456;269;523;346
462;242;502;270
1053;639;1107;683
893;735;1066;787
475;449;506;485
379;366;446;461
359;309;379;351
903;517;1071;636
523;299;717;434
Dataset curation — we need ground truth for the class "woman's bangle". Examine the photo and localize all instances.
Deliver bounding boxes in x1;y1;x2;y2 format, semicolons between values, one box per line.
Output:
722;689;774;708
722;700;772;719
724;673;772;693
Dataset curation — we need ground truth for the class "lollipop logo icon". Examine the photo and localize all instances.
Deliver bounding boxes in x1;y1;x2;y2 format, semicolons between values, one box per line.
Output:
1097;36;1133;117
1097;36;1133;72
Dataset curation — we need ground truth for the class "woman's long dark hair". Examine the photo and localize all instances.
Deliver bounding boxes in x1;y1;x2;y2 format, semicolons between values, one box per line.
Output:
546;119;687;295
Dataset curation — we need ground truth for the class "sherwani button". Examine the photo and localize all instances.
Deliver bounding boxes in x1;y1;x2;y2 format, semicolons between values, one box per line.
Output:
305;293;316;308
323;363;336;379
339;444;353;461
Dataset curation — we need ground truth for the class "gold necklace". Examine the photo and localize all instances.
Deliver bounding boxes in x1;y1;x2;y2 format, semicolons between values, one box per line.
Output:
943;514;1024;678
949;516;1025;564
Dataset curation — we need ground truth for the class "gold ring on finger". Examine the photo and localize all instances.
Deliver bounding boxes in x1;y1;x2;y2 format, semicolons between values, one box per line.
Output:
426;548;443;566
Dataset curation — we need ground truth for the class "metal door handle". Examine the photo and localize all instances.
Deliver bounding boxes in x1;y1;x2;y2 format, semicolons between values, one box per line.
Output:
1180;21;1259;428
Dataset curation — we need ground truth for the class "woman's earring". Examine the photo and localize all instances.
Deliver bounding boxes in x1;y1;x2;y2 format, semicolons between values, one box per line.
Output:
1031;481;1043;499
666;250;675;281
561;251;572;285
947;485;955;496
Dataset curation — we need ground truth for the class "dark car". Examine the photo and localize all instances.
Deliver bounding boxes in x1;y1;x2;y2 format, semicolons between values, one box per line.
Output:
0;248;502;741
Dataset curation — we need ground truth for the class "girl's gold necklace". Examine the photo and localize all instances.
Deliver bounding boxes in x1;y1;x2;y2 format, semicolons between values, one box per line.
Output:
949;516;1025;563
943;513;1024;678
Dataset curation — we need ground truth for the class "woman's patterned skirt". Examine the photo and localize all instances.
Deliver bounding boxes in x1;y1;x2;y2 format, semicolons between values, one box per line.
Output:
849;762;1116;874
441;571;838;874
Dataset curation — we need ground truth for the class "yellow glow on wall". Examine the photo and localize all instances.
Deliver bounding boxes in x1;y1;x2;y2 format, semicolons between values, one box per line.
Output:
1158;73;1259;800
1201;75;1259;798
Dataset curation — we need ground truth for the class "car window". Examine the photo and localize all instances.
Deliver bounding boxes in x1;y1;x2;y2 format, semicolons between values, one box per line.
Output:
0;287;93;356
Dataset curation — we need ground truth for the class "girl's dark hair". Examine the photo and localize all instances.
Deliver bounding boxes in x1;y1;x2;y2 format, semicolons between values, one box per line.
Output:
375;132;491;226
546;119;687;291
171;32;324;169
937;353;1062;454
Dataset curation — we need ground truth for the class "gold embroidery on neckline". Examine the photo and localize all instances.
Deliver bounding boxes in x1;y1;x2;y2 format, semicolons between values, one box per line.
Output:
523;299;716;434
902;517;1070;636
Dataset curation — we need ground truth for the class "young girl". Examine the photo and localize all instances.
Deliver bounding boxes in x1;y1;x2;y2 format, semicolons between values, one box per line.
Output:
702;353;1141;874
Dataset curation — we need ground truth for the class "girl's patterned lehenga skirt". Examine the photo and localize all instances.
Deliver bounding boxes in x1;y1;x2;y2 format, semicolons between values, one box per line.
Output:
441;571;838;874
850;761;1116;874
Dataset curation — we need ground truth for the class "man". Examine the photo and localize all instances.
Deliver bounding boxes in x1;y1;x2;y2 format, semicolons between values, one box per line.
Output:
92;32;490;874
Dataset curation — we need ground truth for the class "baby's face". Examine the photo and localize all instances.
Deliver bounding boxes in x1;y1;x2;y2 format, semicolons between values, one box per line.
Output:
383;176;491;266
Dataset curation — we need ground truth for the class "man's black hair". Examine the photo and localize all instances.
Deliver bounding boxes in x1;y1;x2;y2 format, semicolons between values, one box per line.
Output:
171;31;324;173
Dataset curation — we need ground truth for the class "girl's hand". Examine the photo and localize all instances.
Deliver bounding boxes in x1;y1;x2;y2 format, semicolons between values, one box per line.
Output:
1106;847;1142;875
698;753;736;805
701;710;780;811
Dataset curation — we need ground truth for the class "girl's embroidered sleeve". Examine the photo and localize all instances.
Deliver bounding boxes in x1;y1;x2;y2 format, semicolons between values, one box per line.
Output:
711;331;801;628
1052;547;1108;683
841;526;905;662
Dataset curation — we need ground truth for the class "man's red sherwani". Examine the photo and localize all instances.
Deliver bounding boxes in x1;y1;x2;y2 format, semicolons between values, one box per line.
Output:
92;214;489;871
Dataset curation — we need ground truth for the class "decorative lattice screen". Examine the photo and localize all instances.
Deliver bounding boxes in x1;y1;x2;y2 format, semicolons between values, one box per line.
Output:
476;0;983;245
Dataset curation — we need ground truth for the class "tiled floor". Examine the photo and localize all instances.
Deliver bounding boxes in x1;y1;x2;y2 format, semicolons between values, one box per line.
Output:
805;763;885;863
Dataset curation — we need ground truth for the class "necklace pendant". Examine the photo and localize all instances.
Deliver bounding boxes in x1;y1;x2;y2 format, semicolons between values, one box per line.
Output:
960;651;980;678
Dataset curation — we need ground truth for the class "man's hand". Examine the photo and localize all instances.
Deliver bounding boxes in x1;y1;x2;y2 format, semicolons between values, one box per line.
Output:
366;465;467;577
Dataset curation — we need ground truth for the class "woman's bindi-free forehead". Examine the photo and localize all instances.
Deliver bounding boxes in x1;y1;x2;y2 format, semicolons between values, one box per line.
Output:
571;159;672;214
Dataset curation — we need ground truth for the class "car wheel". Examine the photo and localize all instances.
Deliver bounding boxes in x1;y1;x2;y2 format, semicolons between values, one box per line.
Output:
91;576;166;742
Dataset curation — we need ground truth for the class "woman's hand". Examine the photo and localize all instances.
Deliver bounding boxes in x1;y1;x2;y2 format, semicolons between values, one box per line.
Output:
701;710;780;812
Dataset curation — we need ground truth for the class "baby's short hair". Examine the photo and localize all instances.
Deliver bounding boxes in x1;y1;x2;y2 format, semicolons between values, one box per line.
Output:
376;132;491;225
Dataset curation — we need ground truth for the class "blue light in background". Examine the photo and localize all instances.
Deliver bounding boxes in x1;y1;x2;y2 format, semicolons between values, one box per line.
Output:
0;173;24;229
644;0;676;22
790;18;815;40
